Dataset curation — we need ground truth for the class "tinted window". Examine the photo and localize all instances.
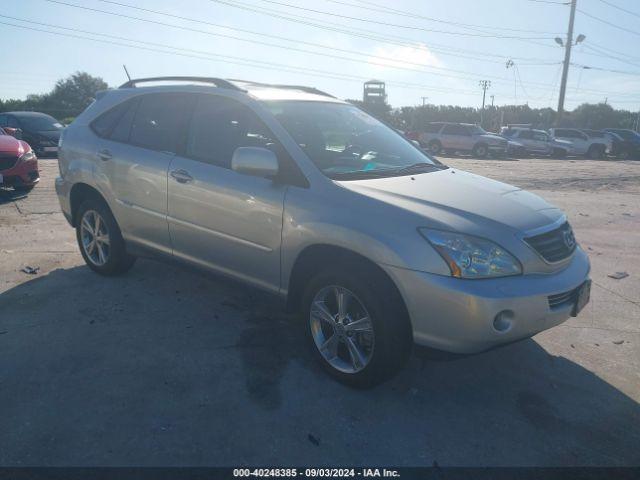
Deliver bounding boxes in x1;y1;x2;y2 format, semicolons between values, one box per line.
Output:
501;129;515;137
110;98;139;143
554;129;572;138
130;93;194;153
0;115;7;127
533;132;549;141
7;116;20;128
16;114;61;131
187;95;278;168
424;123;443;133
442;124;468;135
91;100;133;138
518;130;533;139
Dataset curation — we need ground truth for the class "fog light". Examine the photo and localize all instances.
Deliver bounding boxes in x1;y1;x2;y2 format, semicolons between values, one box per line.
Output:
493;310;513;332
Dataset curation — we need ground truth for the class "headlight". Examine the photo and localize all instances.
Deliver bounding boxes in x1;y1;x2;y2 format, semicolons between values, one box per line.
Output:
17;151;36;164
419;229;522;278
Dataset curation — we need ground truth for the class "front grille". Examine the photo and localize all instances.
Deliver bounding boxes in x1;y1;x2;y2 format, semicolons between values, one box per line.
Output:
525;222;576;263
0;153;18;170
548;286;580;310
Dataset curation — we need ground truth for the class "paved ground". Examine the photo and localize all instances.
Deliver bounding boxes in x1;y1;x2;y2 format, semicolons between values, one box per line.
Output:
0;157;638;466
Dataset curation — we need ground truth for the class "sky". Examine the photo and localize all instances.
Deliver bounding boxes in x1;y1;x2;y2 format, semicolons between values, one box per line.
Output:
2;0;640;111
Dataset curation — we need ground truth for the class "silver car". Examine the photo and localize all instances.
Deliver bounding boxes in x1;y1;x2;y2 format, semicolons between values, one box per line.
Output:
501;126;573;157
56;77;591;387
418;122;509;158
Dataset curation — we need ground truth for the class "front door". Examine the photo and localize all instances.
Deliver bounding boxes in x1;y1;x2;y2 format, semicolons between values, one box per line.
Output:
167;94;287;293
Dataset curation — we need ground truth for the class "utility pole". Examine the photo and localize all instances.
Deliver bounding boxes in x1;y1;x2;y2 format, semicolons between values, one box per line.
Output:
556;0;578;125
421;96;428;106
490;95;495;107
479;80;491;126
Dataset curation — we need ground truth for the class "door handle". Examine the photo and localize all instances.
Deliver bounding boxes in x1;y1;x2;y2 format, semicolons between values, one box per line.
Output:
170;169;193;183
97;149;112;161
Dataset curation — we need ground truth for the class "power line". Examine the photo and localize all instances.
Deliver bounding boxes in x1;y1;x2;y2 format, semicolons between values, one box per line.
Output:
320;0;563;34
42;1;567;92
595;0;640;19
91;0;554;67
577;7;640;37
213;0;554;39
571;63;640;76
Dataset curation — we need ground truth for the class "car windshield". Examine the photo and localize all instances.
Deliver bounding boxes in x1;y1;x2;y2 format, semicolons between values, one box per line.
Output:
266;101;442;179
19;114;64;132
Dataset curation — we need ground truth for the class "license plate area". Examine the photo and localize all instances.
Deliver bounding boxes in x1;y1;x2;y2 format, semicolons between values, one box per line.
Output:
571;280;591;317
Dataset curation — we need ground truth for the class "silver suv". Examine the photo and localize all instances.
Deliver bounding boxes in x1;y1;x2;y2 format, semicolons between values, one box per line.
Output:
549;128;609;159
501;126;573;157
418;122;508;157
56;77;591;386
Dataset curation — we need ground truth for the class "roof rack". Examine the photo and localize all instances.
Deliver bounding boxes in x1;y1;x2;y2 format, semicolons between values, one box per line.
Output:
119;76;244;91
228;79;335;98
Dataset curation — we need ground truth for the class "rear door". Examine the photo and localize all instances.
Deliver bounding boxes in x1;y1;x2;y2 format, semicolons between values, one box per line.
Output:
92;92;195;254
440;124;468;150
167;94;288;293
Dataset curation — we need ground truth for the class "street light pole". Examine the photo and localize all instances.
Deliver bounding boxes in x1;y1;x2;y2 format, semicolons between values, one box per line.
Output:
556;0;578;125
479;80;491;126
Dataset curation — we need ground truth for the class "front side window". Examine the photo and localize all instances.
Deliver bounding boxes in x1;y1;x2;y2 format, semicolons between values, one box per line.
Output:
186;95;278;168
129;93;194;153
266;101;440;179
533;132;549;141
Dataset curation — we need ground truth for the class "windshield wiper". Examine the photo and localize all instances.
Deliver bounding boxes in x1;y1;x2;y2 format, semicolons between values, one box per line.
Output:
391;162;447;175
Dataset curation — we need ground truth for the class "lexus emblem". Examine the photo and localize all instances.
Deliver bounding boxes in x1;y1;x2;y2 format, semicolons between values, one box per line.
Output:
563;229;576;249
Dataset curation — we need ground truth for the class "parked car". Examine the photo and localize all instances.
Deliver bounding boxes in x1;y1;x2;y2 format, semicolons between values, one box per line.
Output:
603;129;640;160
0;111;64;157
0;127;39;192
548;128;608;159
55;77;591;386
501;126;573;157
417;122;509;158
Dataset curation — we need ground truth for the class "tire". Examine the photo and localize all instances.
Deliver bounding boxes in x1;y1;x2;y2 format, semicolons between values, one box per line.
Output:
587;144;605;160
75;197;136;276
473;143;489;158
302;265;413;388
13;184;35;193
427;140;442;155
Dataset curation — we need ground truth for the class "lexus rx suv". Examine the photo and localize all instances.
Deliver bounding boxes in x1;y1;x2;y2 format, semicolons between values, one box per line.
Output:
56;77;591;386
417;122;509;158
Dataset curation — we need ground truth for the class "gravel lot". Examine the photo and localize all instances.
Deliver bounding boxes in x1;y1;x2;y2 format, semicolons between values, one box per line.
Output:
0;157;638;466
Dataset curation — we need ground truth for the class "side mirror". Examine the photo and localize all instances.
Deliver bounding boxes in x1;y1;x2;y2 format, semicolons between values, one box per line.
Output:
231;147;279;179
4;127;22;139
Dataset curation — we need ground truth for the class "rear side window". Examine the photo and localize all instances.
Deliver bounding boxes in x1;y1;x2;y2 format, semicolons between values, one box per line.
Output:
442;124;468;135
518;130;533;139
129;93;194;153
91;99;133;138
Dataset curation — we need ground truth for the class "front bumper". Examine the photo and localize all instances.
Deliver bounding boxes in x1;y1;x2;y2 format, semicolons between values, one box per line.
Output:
0;159;40;187
383;247;590;354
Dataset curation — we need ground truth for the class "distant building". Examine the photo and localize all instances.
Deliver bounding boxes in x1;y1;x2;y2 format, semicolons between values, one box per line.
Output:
363;80;386;105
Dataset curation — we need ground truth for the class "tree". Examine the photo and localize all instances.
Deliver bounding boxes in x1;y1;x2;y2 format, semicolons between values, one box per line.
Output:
0;72;108;121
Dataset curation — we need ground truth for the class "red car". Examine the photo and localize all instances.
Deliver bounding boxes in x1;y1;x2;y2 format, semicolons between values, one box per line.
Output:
0;127;39;192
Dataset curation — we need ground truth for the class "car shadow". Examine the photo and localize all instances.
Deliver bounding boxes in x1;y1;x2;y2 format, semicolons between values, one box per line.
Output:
0;188;28;205
0;260;638;466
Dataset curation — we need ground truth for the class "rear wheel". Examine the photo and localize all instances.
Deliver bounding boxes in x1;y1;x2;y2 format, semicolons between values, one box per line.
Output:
587;144;605;160
427;140;442;155
302;266;412;388
76;198;136;276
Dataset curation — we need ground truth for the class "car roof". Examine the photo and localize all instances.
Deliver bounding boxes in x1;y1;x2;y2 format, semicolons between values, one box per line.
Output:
2;111;53;117
115;77;346;104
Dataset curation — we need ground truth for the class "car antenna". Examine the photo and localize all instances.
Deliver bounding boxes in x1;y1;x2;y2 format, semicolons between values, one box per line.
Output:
122;64;132;82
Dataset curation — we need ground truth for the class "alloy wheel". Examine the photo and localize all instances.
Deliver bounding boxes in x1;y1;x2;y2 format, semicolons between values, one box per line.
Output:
309;285;375;374
80;210;110;266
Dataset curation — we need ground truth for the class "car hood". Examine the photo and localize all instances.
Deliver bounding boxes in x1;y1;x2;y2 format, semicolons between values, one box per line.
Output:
0;135;29;155
338;168;563;233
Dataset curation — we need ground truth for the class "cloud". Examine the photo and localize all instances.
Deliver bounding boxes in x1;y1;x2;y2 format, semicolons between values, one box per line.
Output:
367;44;443;71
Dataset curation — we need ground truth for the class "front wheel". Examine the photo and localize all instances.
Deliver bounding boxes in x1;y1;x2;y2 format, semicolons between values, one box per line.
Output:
473;143;489;158
76;198;136;276
302;267;412;388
